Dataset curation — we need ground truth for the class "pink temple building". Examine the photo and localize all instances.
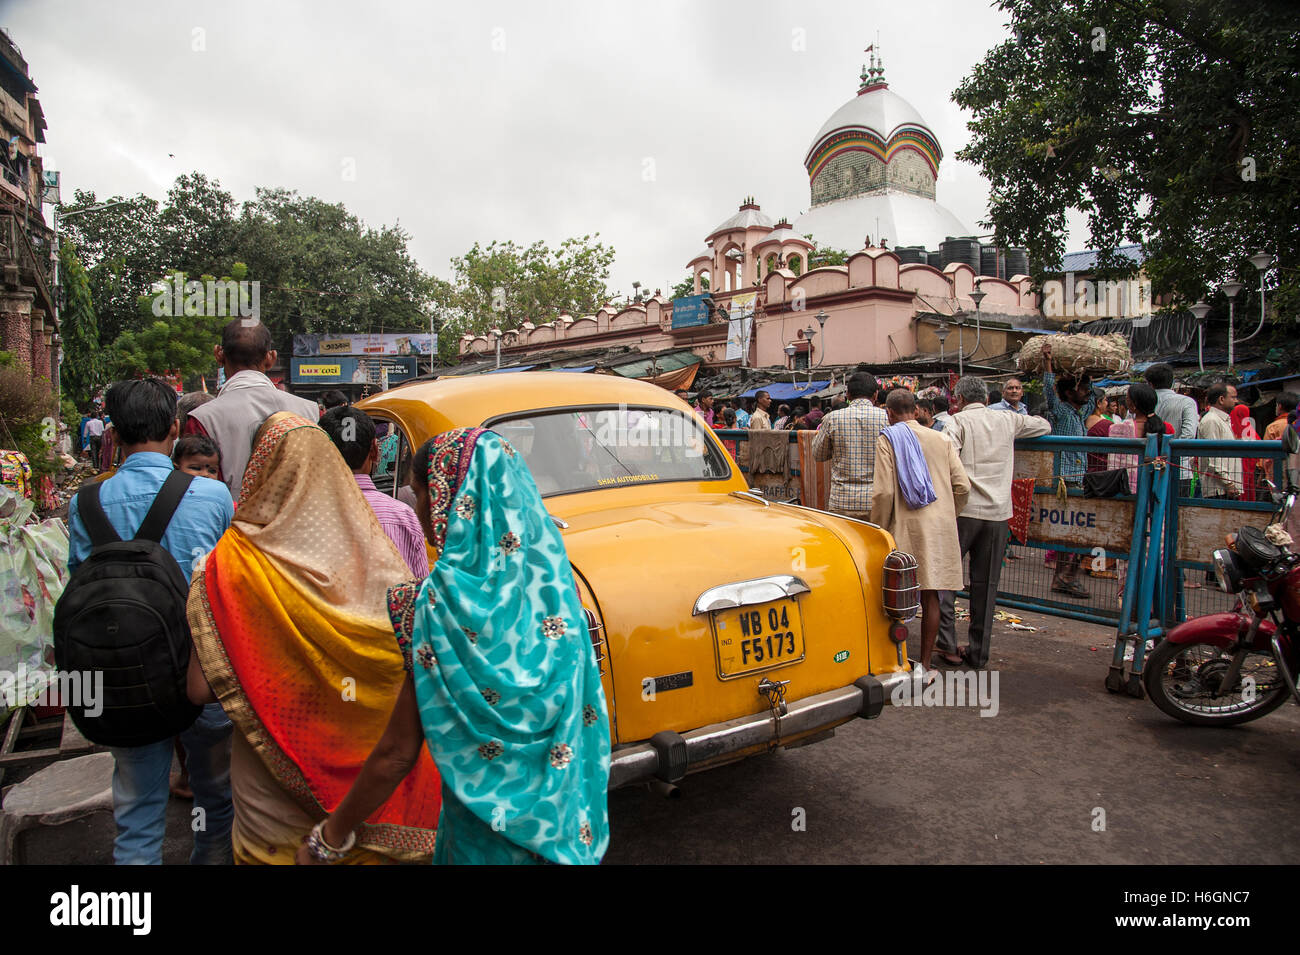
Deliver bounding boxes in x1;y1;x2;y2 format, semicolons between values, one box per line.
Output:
460;55;1050;375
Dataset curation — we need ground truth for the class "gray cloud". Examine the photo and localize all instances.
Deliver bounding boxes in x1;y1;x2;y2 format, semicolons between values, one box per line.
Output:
11;0;1087;307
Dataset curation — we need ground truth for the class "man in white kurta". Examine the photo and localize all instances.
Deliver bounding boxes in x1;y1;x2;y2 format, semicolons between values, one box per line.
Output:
869;388;970;674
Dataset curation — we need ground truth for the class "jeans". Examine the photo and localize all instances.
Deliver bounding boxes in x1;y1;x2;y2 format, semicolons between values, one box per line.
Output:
109;702;234;865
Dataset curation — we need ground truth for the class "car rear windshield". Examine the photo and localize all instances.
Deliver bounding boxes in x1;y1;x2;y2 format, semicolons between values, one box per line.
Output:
491;406;732;496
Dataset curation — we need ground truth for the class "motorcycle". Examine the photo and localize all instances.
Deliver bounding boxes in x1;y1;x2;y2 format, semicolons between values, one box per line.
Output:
1144;427;1300;726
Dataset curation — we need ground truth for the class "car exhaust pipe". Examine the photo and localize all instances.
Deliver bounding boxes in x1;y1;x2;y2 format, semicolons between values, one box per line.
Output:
648;779;681;799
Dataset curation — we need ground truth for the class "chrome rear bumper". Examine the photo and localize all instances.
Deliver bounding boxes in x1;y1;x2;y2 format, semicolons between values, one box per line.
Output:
607;669;910;790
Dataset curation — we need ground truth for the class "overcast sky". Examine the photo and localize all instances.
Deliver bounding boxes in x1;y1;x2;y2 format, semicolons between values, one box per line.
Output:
7;0;1086;305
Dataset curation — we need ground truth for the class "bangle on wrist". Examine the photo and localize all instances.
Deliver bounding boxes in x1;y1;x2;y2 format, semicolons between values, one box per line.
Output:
308;820;356;863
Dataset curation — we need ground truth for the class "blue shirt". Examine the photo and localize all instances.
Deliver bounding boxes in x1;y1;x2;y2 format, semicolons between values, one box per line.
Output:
987;400;1029;415
1042;371;1097;482
67;452;235;581
735;409;751;429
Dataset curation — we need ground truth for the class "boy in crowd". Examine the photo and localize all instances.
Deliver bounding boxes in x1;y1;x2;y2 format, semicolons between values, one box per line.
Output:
172;435;222;481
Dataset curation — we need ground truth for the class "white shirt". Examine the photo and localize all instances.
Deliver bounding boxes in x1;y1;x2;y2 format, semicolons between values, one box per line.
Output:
85;418;105;437
1197;406;1242;497
943;403;1050;521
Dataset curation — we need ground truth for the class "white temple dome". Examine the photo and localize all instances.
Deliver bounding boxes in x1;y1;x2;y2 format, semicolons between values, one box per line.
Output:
794;192;972;252
806;86;935;162
708;202;773;238
794;57;972;253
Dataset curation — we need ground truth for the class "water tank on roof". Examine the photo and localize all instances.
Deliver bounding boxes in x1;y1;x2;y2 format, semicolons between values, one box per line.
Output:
895;246;926;265
980;245;1002;279
1004;247;1029;278
941;236;981;273
925;251;944;269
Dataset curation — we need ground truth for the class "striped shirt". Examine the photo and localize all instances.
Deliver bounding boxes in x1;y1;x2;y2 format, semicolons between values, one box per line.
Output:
1042;371;1096;482
354;473;430;578
811;398;890;514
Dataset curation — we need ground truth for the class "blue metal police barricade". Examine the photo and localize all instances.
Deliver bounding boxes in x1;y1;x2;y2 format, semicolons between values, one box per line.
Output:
1105;437;1287;698
721;425;1290;701
996;434;1153;631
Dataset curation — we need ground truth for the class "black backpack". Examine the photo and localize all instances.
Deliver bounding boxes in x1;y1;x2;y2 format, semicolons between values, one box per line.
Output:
54;469;203;746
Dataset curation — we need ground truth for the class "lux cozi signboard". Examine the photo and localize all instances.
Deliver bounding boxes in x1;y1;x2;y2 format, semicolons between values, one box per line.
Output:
290;355;419;385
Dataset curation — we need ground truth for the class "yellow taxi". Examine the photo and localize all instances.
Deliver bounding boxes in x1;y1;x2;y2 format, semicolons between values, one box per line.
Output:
357;372;917;789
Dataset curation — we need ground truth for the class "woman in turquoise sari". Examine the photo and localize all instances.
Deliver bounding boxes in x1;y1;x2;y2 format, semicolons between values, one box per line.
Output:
298;427;611;865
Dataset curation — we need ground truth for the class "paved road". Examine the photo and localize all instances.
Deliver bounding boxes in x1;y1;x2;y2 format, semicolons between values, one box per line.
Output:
603;608;1300;865
16;605;1300;864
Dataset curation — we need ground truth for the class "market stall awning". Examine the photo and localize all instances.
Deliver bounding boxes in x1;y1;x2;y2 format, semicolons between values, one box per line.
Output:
605;350;703;391
485;364;537;374
738;381;829;400
808;383;845;399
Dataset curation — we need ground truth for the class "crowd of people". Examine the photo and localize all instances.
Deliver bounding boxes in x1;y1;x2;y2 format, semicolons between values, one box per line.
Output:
63;319;609;866
740;344;1298;679
60;319;1295;865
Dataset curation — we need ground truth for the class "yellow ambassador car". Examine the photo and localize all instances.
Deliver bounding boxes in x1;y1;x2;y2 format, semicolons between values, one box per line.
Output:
357;372;918;790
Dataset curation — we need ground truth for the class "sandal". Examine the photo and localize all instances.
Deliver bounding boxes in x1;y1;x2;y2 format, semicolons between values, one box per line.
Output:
932;651;964;667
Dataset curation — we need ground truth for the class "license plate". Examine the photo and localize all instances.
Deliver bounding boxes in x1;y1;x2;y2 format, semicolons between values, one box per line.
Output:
712;598;805;679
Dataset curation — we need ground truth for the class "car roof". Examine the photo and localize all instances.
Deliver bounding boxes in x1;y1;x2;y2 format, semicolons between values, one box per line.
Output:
355;371;691;434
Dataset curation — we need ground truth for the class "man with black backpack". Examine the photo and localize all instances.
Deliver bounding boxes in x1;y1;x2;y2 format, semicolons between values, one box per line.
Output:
59;378;236;865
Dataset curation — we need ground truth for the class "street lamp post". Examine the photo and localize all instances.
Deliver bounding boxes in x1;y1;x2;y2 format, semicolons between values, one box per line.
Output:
803;324;818;387
1219;281;1242;369
935;322;950;367
1239;252;1275;347
1189;301;1211;372
960;279;986;378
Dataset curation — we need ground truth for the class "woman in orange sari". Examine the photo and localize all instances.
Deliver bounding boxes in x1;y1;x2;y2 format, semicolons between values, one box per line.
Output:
186;412;442;864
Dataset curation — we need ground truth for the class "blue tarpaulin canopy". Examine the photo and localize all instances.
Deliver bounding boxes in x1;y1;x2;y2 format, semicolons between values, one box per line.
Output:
485;364;537;374
738;381;829;400
554;365;595;372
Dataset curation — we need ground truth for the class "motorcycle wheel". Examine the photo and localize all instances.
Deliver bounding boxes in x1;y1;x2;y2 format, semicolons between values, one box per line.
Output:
1143;637;1292;726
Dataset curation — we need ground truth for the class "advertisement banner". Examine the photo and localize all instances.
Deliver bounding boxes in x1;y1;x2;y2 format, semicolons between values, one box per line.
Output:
725;293;756;362
292;333;435;357
290;356;419;386
291;358;359;384
671;294;712;329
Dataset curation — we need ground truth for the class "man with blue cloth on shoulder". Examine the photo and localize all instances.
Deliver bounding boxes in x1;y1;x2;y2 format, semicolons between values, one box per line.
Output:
869;388;970;678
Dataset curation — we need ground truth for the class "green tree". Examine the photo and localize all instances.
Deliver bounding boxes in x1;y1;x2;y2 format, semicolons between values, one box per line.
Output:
57;190;163;347
670;273;709;299
61;177;438;358
806;246;853;269
234;187;434;342
108;270;228;381
954;0;1300;317
158;172;238;279
432;235;616;352
58;239;103;407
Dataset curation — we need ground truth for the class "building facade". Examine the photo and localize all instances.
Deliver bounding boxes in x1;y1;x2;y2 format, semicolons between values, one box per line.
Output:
0;29;57;384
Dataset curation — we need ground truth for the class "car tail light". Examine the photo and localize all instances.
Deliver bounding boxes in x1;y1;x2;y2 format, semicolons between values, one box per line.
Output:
883;550;920;621
584;607;607;674
889;622;908;644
